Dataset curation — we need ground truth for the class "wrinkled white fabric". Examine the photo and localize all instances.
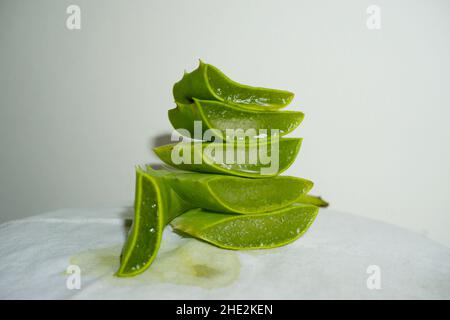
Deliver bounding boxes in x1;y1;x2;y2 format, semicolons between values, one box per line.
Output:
0;208;448;299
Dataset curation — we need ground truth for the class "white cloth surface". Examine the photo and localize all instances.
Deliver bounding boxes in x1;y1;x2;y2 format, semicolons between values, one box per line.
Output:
0;207;448;299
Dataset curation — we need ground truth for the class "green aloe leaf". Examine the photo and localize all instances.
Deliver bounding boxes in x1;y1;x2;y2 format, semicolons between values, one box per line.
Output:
171;204;319;250
173;61;294;110
116;167;192;277
153;138;302;178
168;99;304;141
160;167;313;214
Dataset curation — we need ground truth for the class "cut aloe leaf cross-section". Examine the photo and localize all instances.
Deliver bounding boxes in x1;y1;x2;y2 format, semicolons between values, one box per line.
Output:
158;167;313;214
116;167;192;277
153;138;302;178
171;204;319;250
169;99;304;141
173;61;294;110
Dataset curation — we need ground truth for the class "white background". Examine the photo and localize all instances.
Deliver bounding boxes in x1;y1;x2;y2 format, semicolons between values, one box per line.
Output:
1;0;449;246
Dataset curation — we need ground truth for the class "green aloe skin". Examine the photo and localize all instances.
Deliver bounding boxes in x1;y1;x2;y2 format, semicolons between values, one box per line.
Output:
117;62;328;277
297;194;329;208
169;99;304;141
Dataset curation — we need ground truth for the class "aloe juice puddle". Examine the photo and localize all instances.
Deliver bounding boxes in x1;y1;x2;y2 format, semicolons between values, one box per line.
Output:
70;239;240;289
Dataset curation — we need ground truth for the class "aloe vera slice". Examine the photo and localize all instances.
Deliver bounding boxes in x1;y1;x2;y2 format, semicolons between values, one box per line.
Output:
173;61;294;110
153;138;302;178
169;99;304;141
116;168;192;277
160;168;313;214
171;204;319;250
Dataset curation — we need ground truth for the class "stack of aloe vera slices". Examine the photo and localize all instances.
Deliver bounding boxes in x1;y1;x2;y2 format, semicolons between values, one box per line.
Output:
117;62;327;277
